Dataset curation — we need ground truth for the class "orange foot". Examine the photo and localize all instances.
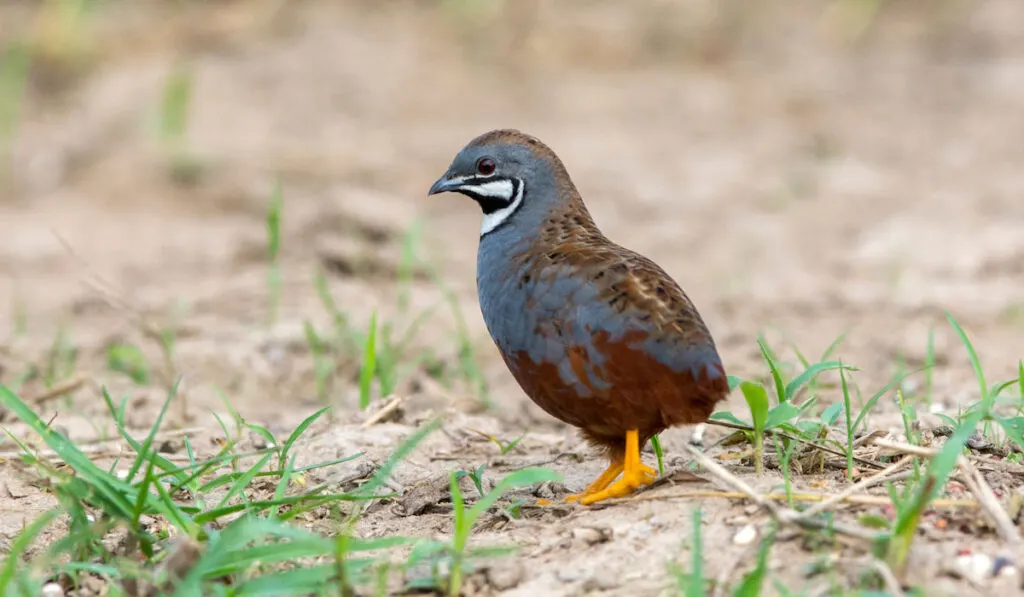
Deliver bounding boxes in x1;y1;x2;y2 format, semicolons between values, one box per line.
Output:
568;429;657;505
566;460;624;503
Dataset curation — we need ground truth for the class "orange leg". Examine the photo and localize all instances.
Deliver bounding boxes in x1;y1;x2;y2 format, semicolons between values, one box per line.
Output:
565;459;625;503
579;429;656;505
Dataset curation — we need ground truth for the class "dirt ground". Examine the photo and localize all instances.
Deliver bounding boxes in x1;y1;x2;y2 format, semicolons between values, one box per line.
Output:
2;1;1024;595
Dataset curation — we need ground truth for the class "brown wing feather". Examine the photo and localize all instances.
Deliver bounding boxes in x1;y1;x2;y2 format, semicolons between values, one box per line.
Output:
505;202;729;457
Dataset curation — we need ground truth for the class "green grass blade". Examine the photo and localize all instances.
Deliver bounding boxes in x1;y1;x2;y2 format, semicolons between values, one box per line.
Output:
684;507;704;597
126;378;181;482
887;409;982;573
840;362;854;480
281;406;329;462
159;62;193;145
783;361;855;400
732;524;774;597
354;418;440;499
359;311;379;410
1;385;137;520
651;434;665;476
946;311;989;410
740;381;769;474
758;339;788;403
851;368;925;434
0;509;58;592
468;467;561;521
215;452;274;510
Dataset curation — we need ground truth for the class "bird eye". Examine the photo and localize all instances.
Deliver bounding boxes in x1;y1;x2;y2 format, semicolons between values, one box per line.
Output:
476;158;496;175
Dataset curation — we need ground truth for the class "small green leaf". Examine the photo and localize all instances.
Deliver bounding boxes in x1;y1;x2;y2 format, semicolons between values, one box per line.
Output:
468;467;561;521
999;417;1024;450
764;402;802;430
709;411;750;427
727;375;744;391
857;513;892;530
740;381;769;432
106;343;151;384
820;402;843;425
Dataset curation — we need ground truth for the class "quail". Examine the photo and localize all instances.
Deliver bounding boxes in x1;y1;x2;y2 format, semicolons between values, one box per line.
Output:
428;130;729;505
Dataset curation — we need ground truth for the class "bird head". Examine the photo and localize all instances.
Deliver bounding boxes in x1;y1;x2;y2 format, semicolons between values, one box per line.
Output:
428;129;577;237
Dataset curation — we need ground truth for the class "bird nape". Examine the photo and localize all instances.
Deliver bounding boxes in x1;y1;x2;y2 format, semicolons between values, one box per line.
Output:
428;129;730;505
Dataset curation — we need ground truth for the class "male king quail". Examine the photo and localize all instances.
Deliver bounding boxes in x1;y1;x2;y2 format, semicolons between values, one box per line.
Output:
428;130;729;505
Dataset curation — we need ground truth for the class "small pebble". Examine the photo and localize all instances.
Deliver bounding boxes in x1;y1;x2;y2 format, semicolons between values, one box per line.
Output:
689;423;707;446
733;524;758;546
954;553;993;584
992;556;1015;578
486;560;524;590
571;526;609;546
966;433;992;450
249;431;275;450
40;582;64;597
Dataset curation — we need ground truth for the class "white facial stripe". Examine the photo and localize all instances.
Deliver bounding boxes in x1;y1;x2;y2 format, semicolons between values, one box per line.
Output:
480;179;524;237
459;179;514;200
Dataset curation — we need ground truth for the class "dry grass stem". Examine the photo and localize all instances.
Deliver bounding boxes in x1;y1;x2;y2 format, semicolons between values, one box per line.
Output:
797;455;914;519
870;438;937;458
360;395;405;428
617;488;976;510
872;436;1022;545
865;557;907;597
706;419;885;469
958;456;1022;546
680;444;882;542
25;374;90;404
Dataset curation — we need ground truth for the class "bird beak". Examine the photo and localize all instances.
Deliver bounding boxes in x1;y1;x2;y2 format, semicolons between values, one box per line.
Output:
427;172;463;196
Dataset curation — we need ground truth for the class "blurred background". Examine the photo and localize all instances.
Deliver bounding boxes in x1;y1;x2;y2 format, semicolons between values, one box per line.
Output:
1;0;1023;427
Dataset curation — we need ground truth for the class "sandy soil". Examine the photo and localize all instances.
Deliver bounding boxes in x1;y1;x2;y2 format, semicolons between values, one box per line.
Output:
2;1;1023;595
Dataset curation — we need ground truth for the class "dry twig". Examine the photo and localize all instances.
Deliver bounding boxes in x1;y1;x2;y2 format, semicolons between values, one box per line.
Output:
706;419;885;469
24;374;90;404
679;444;881;542
865;557;907;597
958;457;1022;546
871;437;1022;546
797;455;914;520
360;395;405;428
614;488;976;510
